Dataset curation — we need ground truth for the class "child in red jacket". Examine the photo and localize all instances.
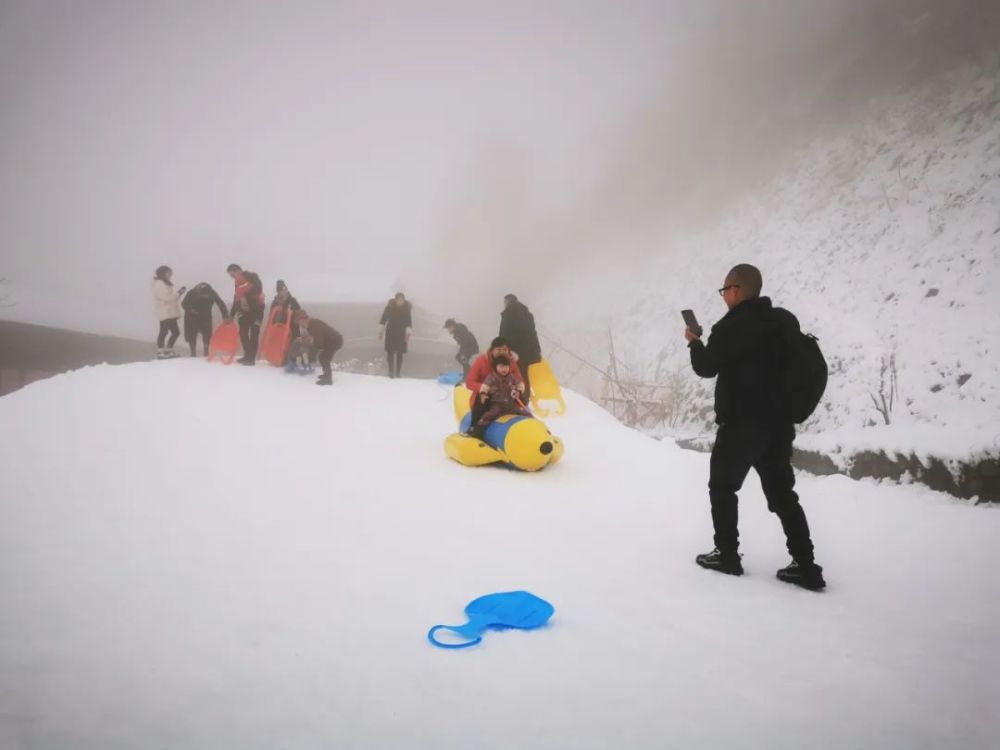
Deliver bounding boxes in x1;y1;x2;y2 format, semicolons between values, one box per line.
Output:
467;355;529;438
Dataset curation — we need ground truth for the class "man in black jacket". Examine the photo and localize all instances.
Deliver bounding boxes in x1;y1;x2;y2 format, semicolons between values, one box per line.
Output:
444;318;479;377
499;294;542;401
686;264;825;591
181;283;229;357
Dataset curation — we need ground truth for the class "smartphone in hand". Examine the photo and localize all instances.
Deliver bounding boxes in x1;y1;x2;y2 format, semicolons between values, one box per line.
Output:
681;309;702;338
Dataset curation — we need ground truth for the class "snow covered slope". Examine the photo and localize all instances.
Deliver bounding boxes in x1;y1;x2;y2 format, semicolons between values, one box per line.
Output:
1;362;998;749
538;61;1000;463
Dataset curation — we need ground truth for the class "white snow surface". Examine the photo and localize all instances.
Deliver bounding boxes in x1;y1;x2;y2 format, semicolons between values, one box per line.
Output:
1;361;998;749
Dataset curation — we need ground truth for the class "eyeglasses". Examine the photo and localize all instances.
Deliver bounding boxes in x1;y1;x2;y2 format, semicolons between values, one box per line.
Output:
717;285;740;296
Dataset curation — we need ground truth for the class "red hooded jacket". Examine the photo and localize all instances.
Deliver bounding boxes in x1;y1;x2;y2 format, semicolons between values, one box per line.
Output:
466;351;523;407
231;271;265;316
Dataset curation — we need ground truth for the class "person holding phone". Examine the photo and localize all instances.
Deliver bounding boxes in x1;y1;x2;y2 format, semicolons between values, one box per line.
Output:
152;265;185;359
684;263;825;591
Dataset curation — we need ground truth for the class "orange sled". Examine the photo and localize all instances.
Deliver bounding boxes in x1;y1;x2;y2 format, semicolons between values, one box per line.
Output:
258;307;294;366
207;321;240;365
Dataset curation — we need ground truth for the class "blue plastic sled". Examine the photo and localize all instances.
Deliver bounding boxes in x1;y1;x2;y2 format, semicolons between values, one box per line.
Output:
437;371;464;386
428;590;554;649
285;359;315;375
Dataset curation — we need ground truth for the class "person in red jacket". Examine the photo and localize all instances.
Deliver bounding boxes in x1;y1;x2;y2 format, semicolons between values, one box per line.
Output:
465;336;523;408
227;263;265;365
467;355;528;438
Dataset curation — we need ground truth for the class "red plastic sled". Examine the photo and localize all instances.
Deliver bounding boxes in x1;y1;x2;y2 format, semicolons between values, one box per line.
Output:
207;321;240;365
258;307;293;366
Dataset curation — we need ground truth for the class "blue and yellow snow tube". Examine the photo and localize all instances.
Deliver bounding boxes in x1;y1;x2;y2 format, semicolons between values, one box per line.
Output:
445;385;564;472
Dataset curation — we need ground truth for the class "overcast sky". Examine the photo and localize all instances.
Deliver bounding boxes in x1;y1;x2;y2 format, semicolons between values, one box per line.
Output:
1;0;994;339
0;0;689;336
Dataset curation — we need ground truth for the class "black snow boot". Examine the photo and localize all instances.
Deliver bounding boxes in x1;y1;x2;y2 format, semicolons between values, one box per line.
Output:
776;561;826;591
695;548;744;576
316;374;333;386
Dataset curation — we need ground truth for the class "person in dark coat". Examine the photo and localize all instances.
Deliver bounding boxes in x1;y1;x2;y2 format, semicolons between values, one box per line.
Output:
227;263;265;365
378;292;412;378
181;282;229;357
296;310;343;386
685;263;825;591
498;294;542;401
270;280;302;349
444;318;479;377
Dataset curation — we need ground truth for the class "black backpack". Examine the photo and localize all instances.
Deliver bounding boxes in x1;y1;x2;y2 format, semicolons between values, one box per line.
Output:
774;309;828;424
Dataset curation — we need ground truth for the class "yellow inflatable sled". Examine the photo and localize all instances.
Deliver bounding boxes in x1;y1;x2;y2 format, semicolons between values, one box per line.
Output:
527;359;566;417
445;384;564;472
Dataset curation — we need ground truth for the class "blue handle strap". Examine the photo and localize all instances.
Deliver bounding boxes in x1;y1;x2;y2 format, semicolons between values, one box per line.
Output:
427;624;483;649
427;613;496;649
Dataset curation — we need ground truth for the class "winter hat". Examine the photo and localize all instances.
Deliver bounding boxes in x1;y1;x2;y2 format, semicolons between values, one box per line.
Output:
504;293;518;304
276;280;287;292
154;265;172;283
226;263;242;273
493;355;510;369
443;318;455;328
490;336;509;350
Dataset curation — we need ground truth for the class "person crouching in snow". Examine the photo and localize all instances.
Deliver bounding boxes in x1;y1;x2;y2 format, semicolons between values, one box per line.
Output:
296;310;343;386
467;355;529;439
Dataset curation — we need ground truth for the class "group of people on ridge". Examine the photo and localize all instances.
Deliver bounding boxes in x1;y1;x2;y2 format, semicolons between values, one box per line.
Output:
151;267;542;403
150;264;343;385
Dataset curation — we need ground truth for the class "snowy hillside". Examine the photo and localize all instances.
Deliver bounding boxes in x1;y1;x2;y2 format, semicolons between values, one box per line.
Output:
1;362;998;749
538;61;1000;464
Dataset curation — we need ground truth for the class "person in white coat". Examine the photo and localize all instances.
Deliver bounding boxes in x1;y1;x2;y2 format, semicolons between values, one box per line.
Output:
152;265;186;359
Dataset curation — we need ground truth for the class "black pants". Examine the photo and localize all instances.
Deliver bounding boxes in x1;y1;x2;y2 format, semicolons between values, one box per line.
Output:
456;351;474;378
157;318;180;348
467;393;488;434
184;314;212;356
708;421;815;563
387;350;403;378
318;347;340;377
520;361;537;404
238;313;261;361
